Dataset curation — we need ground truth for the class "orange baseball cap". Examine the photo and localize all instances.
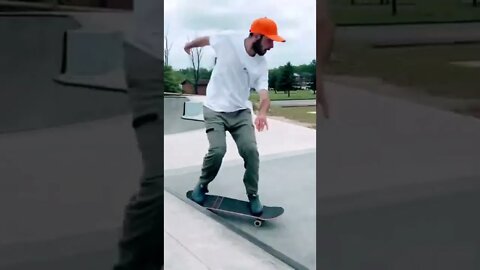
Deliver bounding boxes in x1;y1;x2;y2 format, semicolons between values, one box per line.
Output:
249;17;285;42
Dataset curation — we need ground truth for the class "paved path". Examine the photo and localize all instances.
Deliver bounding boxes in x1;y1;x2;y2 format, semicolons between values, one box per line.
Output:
271;99;316;107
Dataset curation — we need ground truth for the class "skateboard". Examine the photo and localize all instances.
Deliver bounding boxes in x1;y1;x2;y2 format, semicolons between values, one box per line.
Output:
186;190;284;227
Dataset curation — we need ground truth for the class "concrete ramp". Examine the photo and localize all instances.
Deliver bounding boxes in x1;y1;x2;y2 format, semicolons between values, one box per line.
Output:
54;29;127;91
181;96;256;122
181;101;204;121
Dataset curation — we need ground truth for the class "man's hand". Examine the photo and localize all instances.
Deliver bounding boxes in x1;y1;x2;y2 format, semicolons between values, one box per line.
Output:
184;43;192;55
255;114;269;132
184;36;210;55
255;89;270;131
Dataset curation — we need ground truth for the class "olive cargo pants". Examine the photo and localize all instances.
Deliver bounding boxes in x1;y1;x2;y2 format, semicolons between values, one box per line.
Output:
198;106;260;195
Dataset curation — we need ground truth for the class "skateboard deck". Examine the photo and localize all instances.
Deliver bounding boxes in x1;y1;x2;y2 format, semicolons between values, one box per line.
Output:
186;190;284;227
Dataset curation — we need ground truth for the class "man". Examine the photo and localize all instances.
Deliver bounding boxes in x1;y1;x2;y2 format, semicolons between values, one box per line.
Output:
184;17;285;216
113;0;164;269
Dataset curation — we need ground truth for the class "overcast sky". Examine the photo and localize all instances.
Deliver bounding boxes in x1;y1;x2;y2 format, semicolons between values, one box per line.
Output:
164;0;316;70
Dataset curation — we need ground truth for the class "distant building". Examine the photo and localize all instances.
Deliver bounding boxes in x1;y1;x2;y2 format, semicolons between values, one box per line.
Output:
293;72;314;90
181;79;209;95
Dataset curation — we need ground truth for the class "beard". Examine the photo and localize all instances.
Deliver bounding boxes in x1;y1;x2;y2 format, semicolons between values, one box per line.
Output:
252;36;267;56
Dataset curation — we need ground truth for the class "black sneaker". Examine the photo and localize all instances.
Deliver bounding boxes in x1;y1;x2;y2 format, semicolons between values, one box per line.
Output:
191;183;208;204
247;194;263;216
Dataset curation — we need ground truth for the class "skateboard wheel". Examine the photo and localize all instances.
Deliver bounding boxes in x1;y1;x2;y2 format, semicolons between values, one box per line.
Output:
254;220;263;227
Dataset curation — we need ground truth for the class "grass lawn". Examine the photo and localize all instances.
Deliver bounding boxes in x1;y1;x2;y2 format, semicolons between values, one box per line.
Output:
250;99;317;129
326;41;480;99
330;0;480;25
250;90;317;128
268;106;317;129
249;90;316;102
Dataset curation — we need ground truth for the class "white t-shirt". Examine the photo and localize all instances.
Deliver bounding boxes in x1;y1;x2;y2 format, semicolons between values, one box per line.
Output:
204;33;269;113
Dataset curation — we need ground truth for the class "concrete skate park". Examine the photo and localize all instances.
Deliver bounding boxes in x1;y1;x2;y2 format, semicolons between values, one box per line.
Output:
2;6;480;270
0;9;313;270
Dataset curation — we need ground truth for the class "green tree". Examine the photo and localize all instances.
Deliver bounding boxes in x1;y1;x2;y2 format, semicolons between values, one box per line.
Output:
308;59;316;91
177;67;212;82
277;62;295;97
311;71;316;93
164;65;181;93
268;68;281;93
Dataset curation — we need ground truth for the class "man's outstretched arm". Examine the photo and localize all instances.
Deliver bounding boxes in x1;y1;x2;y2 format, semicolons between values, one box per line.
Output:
257;89;270;117
184;36;210;54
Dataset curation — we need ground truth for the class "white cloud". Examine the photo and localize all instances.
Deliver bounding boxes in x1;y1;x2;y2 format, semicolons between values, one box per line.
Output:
164;0;316;70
